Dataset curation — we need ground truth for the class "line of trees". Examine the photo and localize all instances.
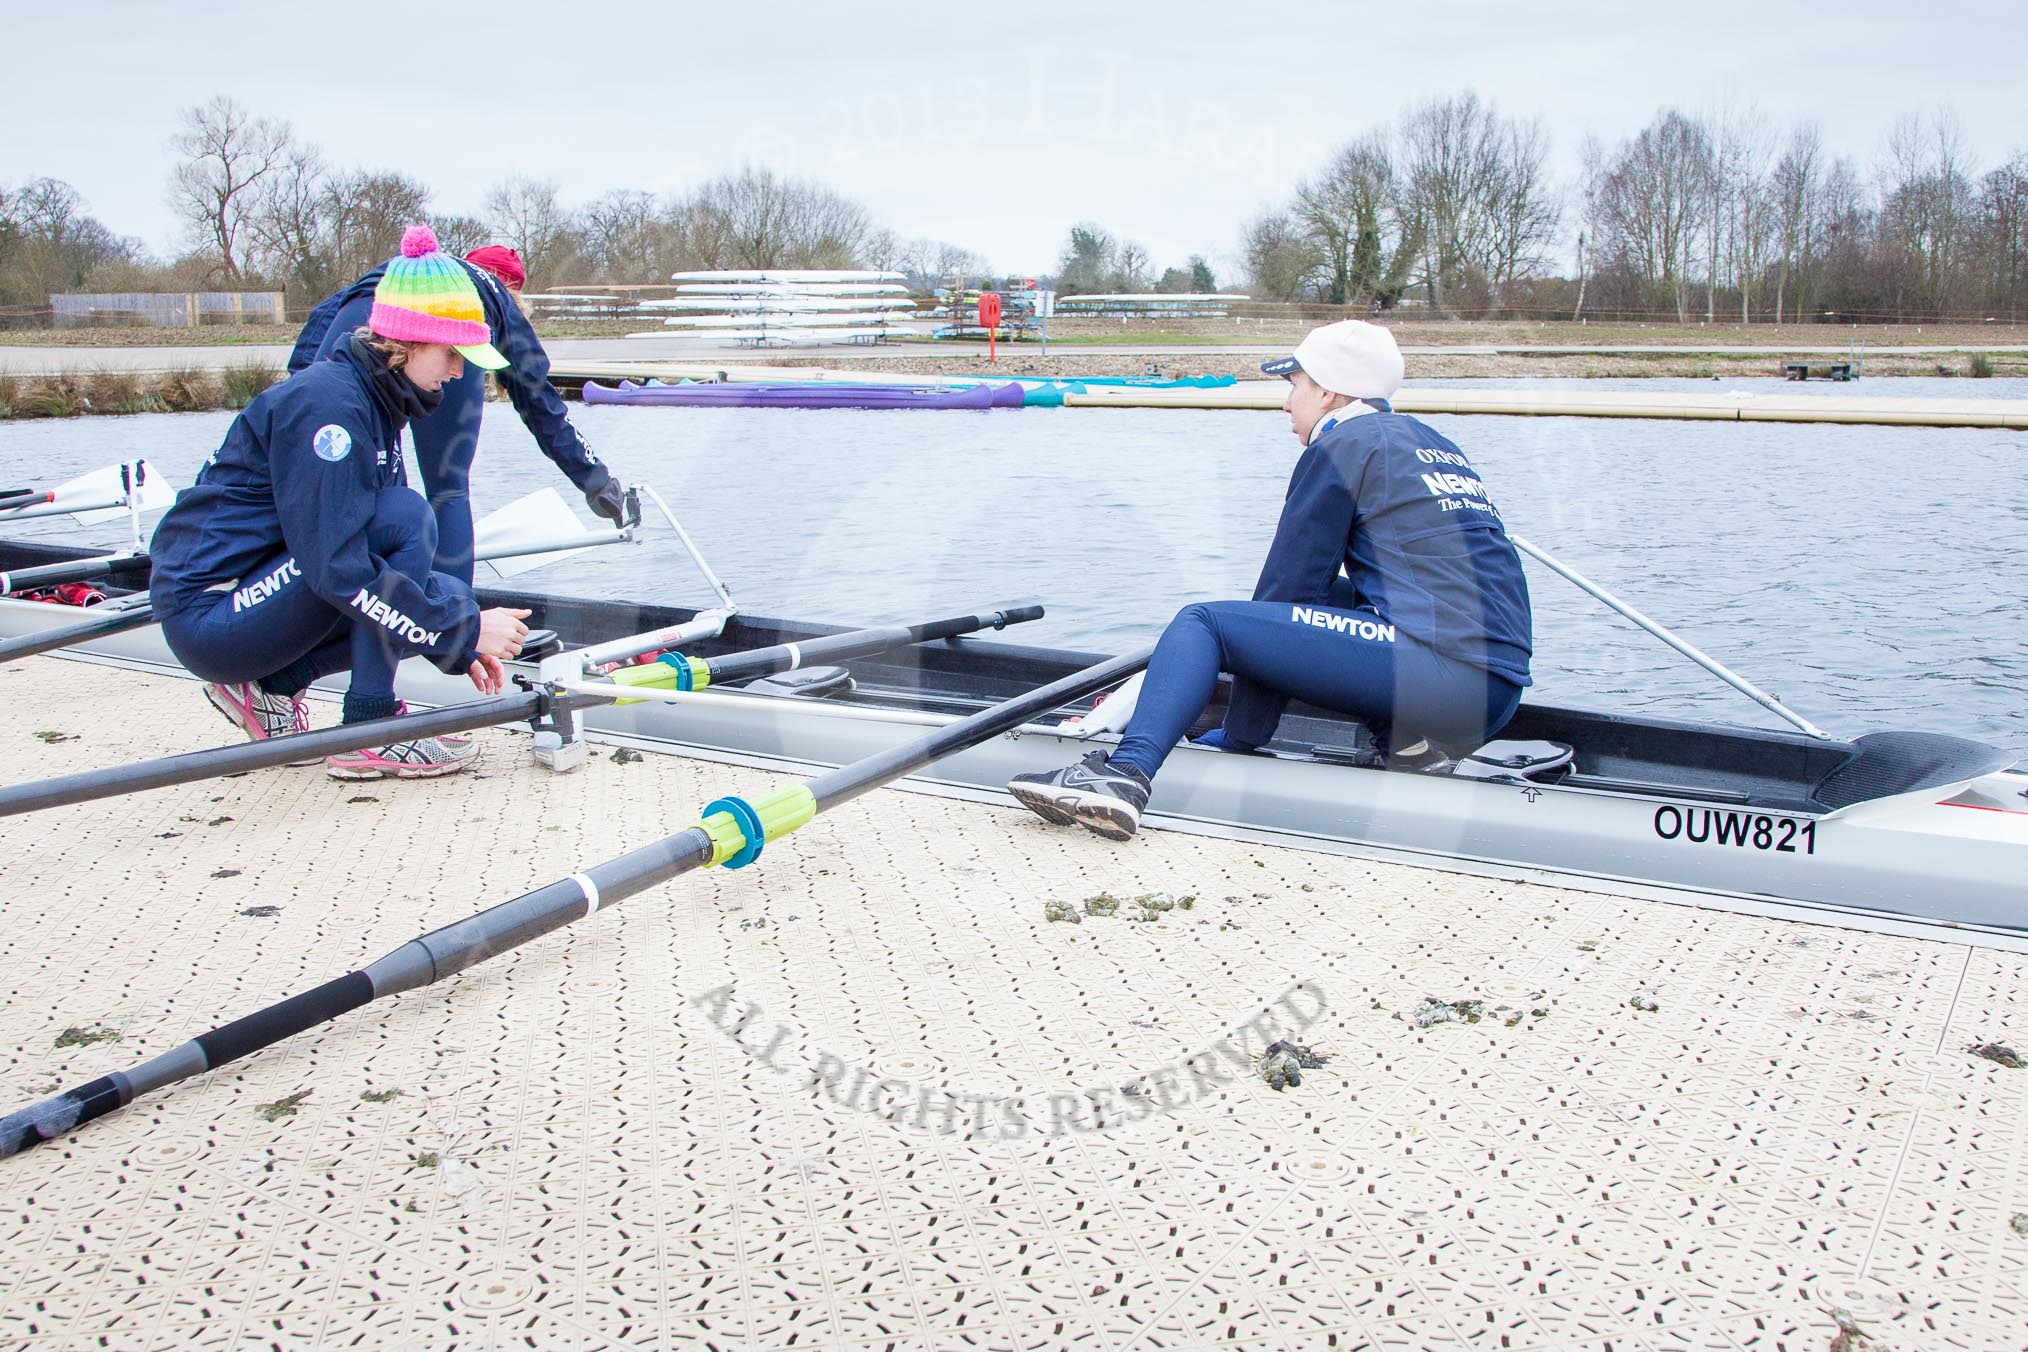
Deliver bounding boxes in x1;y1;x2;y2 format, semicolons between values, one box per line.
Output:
1578;108;2028;323
8;92;2028;324
1;96;994;311
1236;94;2028;322
1241;93;1559;313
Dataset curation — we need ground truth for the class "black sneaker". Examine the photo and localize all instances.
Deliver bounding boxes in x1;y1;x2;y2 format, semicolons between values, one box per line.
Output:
1007;749;1152;841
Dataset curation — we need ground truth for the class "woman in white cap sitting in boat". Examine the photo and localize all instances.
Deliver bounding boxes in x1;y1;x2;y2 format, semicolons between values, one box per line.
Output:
1007;319;1533;840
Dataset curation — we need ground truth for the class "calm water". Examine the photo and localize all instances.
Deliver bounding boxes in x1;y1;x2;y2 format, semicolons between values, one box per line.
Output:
5;380;2024;752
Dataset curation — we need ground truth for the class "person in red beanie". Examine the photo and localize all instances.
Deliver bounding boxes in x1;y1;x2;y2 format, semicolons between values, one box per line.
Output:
288;239;632;587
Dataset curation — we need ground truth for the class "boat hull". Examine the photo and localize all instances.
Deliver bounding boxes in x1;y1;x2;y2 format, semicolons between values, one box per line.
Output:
4;582;2022;937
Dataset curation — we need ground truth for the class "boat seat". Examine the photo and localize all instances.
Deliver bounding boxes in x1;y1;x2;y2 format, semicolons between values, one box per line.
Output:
1451;740;1575;783
741;665;855;699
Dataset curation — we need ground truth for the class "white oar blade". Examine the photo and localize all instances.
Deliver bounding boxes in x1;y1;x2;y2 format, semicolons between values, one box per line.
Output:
1063;670;1145;737
130;466;178;515
43;462;181;526
473;487;598;579
49;465;131;525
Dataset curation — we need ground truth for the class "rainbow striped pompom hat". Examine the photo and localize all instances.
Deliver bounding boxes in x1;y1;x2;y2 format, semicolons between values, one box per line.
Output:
368;225;510;371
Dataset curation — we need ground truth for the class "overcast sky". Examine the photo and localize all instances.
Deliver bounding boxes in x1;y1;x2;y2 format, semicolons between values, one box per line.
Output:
5;0;2020;280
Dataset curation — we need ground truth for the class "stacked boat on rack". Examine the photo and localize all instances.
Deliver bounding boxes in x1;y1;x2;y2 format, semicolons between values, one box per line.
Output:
632;270;924;347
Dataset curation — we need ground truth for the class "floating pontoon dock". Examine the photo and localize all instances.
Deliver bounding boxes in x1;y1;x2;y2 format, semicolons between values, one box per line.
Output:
2;657;2021;1349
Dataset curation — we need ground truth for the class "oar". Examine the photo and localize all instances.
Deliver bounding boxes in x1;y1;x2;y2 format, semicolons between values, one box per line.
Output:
1508;534;1833;740
0;605;1045;818
0;644;1151;1158
0;595;156;663
0;504;638;667
0;461;177;526
0;553;149;597
600;604;1042;696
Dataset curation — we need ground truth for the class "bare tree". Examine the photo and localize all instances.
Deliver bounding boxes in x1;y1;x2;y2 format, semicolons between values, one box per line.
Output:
1877;111;1977;318
1399;92;1503;311
329;171;433;283
246;144;330;297
1977;152;2028;318
430;213;491;259
1584;109;1712;320
578;188;665;281
168;96;293;284
483;175;576;283
1481;116;1560;309
901;238;989;293
1771;124;1825;323
669;166;877;272
1294;131;1405;306
0;178;138;303
1712;107;1775;321
1240;207;1322;301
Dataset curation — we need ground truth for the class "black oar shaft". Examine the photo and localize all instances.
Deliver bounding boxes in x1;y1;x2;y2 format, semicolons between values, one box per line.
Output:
0;555;148;595
808;645;1154;812
0;648;1141;1158
703;605;1043;684
0;602;156;663
0;692;552;819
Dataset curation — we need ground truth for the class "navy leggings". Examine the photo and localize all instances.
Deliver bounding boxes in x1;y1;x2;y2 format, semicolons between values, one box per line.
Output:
316;296;483;586
161;490;440;721
1110;582;1524;779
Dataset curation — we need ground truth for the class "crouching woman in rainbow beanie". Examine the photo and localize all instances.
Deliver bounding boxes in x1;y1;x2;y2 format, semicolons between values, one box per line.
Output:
148;225;532;780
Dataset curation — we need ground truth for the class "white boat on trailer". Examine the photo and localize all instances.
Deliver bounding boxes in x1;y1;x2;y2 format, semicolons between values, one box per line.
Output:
3;521;2022;944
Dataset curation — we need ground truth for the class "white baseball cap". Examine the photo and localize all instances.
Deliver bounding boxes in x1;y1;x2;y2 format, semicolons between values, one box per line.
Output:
1261;320;1404;400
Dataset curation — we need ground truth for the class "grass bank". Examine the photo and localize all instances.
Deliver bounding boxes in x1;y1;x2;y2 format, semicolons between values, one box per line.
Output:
0;362;284;419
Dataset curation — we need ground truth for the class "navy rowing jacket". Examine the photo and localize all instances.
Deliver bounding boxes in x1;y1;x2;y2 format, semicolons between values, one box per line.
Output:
1252;406;1532;680
149;345;480;670
289;257;608;493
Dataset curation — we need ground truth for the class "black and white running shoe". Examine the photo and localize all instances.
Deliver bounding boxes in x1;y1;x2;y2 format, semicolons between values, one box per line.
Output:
1007;749;1152;841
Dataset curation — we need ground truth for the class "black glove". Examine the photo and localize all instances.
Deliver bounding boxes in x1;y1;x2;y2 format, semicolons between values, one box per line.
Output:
585;476;628;527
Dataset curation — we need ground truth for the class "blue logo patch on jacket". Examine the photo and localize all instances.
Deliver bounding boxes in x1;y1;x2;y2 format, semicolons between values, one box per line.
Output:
313;424;352;462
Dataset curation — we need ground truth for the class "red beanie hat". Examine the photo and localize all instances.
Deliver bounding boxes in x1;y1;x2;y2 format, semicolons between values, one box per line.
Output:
465;245;527;292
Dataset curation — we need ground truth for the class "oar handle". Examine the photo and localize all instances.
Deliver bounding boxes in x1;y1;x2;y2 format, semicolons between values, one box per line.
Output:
0;600;156;664
0;554;148;596
0;691;548;819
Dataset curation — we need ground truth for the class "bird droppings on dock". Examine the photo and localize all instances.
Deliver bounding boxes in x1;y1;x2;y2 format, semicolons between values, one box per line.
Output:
1259;1039;1332;1091
238;905;281;918
1;656;2024;1349
210;867;241;878
609;746;643;764
1043;899;1081;924
1969;1041;2024;1068
1629;993;1662;1012
254;1090;311;1122
1408;996;1486;1027
32;729;74;744
359;1088;404;1103
51;1024;120;1049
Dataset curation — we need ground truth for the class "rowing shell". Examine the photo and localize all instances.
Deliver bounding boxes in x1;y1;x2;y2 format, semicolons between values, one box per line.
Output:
3;558;2022;941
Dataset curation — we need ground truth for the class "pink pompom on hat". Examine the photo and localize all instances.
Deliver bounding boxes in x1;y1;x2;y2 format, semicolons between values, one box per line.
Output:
368;225;509;371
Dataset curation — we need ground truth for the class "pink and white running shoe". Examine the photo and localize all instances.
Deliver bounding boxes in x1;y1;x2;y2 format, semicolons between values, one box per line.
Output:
324;734;481;781
204;682;319;765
